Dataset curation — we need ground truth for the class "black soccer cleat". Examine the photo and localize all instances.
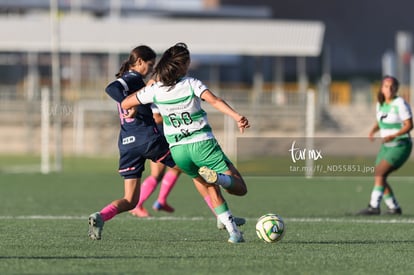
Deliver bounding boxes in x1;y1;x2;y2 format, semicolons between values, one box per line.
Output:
356;205;380;215
386;207;402;215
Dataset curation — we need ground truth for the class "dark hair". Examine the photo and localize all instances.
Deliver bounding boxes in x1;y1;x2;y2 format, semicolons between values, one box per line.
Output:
377;75;399;105
153;42;190;86
116;45;156;78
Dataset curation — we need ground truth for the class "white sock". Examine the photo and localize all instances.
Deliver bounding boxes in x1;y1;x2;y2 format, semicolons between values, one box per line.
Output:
384;195;399;209
217;211;240;235
369;187;384;208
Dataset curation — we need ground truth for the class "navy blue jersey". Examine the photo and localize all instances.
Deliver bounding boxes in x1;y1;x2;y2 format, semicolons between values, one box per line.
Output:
105;70;175;178
105;70;158;146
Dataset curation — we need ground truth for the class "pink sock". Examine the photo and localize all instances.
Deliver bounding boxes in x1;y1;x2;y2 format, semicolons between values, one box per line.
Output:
204;195;216;216
100;204;118;222
157;171;179;204
137;176;158;208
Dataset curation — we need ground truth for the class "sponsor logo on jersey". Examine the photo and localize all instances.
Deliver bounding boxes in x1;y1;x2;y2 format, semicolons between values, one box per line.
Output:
122;136;135;145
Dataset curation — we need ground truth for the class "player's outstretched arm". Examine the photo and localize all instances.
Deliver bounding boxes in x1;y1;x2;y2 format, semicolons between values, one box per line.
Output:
121;92;141;110
200;89;250;133
120;92;143;119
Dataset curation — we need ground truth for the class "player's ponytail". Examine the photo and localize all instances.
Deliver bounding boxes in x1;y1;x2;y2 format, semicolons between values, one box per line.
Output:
116;61;130;78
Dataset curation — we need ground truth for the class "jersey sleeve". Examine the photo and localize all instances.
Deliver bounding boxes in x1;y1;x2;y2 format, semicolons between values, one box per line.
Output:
189;78;208;97
398;98;413;121
105;80;125;103
137;85;155;105
105;72;146;103
150;103;160;114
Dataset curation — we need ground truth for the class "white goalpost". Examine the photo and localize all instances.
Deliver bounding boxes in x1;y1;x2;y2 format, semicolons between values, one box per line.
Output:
305;89;316;178
41;87;51;174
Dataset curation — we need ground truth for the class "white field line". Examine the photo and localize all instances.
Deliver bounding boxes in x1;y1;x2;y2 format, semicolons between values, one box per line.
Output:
1;215;414;224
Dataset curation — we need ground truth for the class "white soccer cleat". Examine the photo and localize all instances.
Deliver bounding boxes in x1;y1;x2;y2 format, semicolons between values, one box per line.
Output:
217;216;246;230
198;166;218;184
88;212;104;240
228;231;245;243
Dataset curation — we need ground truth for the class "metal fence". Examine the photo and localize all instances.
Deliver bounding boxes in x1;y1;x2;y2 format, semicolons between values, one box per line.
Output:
0;82;310;156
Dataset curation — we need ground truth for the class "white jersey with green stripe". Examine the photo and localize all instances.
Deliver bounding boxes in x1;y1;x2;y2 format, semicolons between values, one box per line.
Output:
137;77;214;147
376;96;412;146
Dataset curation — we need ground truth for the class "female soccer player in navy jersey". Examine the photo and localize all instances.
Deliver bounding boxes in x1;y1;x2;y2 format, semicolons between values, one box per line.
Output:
88;45;244;241
87;45;180;240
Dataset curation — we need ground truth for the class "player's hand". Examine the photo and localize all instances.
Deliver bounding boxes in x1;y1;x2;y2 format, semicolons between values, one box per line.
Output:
123;107;137;119
146;78;156;86
382;135;396;143
237;116;250;133
368;132;375;142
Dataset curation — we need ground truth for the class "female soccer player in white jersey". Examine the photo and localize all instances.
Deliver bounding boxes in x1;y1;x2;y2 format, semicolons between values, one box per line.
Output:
122;43;249;243
131;104;246;230
357;75;413;215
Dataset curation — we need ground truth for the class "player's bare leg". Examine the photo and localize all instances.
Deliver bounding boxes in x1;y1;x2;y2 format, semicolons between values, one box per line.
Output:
193;177;244;243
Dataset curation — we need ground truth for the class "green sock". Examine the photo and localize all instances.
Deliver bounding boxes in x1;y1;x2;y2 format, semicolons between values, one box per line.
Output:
383;193;399;209
214;202;229;215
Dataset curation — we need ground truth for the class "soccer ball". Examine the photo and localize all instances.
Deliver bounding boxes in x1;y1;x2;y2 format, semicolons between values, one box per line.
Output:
255;213;286;243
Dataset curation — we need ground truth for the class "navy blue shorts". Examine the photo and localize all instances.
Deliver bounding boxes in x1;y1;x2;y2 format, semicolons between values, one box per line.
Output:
118;135;175;179
155;123;164;135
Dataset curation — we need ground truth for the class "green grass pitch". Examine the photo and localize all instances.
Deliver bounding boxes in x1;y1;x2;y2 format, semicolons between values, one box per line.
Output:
1;156;414;274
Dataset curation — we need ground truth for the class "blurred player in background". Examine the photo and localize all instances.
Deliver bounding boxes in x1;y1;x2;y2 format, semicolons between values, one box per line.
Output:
357;75;413;215
122;42;250;243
